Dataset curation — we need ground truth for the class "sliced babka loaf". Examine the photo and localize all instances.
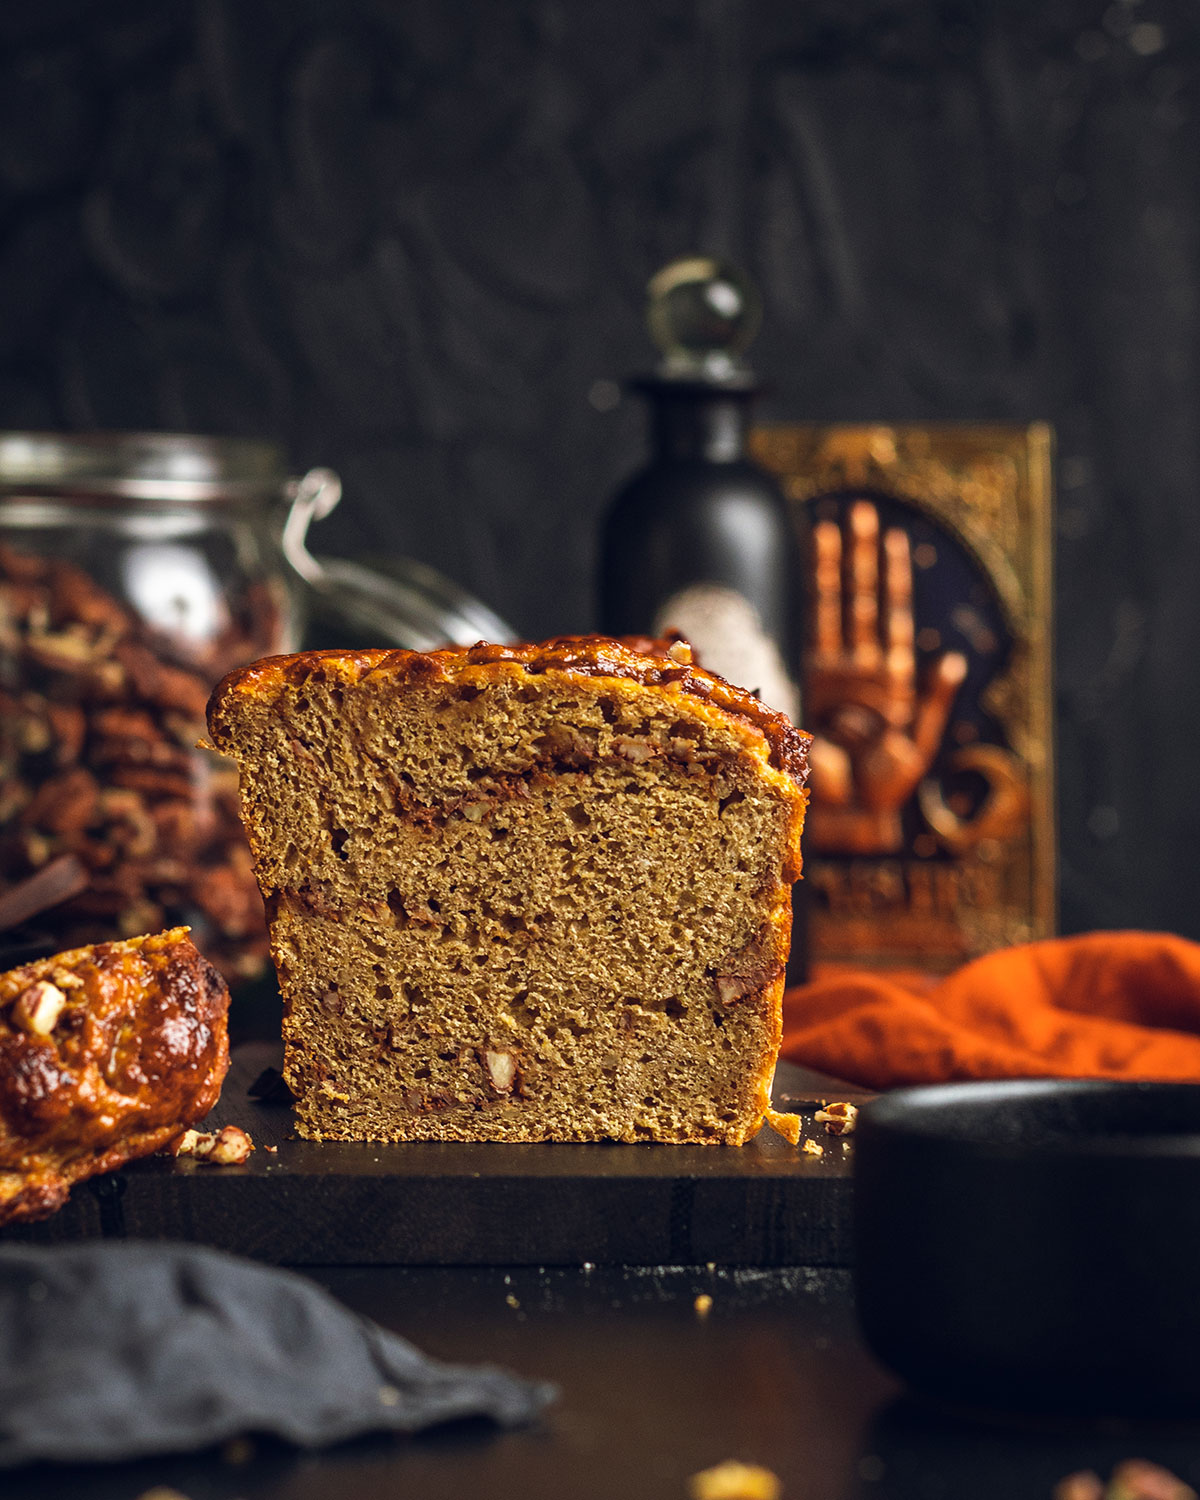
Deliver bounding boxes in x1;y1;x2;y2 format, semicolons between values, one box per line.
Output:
207;637;809;1144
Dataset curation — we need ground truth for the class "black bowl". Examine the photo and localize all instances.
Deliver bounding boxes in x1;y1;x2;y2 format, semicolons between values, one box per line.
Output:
854;1079;1200;1416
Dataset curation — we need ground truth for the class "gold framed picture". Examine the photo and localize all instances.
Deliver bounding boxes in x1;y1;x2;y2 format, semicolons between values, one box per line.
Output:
751;422;1055;970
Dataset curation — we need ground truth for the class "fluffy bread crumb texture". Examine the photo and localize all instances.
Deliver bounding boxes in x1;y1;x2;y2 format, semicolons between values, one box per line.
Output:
209;639;809;1144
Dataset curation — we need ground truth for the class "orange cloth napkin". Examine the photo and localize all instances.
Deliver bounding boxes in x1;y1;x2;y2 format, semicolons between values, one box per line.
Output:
781;931;1200;1090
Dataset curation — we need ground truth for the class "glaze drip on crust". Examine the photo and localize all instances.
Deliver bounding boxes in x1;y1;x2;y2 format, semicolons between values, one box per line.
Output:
0;928;230;1225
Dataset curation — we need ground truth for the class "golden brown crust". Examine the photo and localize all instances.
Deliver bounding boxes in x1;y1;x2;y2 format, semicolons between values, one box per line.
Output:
0;928;230;1225
207;634;811;784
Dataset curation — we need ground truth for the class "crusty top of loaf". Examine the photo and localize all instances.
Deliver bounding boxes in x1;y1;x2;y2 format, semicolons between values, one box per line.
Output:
207;635;811;784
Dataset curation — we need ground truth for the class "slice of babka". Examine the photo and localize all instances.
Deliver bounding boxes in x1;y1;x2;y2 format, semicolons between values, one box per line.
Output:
0;928;230;1224
207;637;809;1144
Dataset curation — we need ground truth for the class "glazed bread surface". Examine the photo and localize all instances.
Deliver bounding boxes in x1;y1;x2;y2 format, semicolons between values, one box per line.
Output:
208;636;809;1144
0;927;230;1224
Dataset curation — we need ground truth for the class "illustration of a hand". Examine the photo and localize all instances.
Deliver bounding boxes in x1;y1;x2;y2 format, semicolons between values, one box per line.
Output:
805;501;967;855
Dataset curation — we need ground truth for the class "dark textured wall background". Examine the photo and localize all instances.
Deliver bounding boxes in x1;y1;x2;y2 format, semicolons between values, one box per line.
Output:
0;0;1197;939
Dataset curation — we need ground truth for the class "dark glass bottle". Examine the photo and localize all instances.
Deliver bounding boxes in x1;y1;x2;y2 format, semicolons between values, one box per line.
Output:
600;377;800;722
598;258;809;980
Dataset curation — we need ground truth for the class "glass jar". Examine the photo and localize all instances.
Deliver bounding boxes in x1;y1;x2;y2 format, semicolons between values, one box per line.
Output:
0;432;301;983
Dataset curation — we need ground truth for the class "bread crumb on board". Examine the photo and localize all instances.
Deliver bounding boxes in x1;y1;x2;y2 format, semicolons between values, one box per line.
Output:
762;1109;803;1146
688;1459;782;1500
764;1102;859;1147
801;1138;823;1158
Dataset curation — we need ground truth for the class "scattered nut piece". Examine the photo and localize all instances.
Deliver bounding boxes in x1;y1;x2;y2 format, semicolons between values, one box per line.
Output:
483;1048;517;1094
688;1460;781;1500
265;1143;279;1154
801;1138;824;1158
694;1293;713;1318
11;980;67;1037
1054;1474;1104;1500
1108;1459;1197;1500
170;1125;254;1164
815;1101;858;1137
763;1109;803;1146
171;1129;214;1159
206;1125;255;1165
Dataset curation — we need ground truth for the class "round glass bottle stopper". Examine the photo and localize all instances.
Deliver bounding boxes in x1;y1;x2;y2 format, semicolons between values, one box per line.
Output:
646;257;761;383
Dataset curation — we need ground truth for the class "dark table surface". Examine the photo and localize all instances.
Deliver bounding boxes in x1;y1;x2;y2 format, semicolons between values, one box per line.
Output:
9;1259;1200;1500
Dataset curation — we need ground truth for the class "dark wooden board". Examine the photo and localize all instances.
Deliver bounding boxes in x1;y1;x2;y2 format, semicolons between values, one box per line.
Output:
4;1044;869;1266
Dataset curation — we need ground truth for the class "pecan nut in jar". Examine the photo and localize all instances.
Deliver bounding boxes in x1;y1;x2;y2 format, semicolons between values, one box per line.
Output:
0;433;301;982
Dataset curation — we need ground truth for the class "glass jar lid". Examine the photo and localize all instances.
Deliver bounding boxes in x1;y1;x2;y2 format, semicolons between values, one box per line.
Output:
0;431;288;505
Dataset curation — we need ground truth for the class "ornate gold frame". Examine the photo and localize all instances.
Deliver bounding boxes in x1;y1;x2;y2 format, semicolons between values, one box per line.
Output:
751;422;1055;967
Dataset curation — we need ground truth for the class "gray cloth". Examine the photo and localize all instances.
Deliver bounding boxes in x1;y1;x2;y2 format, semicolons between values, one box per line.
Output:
0;1242;555;1466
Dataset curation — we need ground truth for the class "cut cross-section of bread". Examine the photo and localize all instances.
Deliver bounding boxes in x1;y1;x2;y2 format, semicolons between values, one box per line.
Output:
0;927;230;1224
207;637;810;1143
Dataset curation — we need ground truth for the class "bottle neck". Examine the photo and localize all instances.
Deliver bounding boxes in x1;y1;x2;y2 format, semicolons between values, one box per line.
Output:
639;382;754;464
